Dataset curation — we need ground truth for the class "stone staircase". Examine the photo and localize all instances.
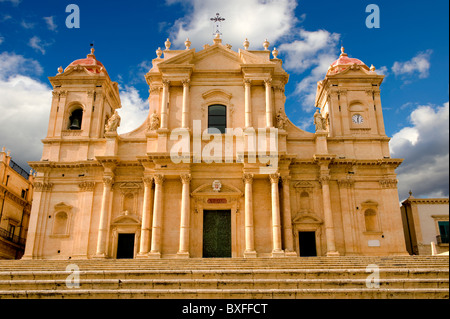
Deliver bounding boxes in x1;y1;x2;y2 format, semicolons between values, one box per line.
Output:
0;256;448;299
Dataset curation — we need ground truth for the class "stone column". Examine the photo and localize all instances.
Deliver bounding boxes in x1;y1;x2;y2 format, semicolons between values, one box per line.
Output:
181;79;190;129
269;173;284;256
320;173;339;256
264;78;273;128
22;182;53;259
243;173;256;257
177;174;191;257
373;90;386;135
138;176;154;257
244;79;252;128
149;174;164;258
73;181;95;258
281;175;296;256
95;176;114;258
160;80;170;129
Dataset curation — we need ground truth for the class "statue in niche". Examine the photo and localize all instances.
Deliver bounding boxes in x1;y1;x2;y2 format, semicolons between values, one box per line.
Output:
148;111;160;131
314;109;327;131
276;111;287;130
105;110;121;133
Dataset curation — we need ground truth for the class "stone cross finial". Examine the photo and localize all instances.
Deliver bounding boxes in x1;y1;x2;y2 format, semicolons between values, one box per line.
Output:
210;13;225;36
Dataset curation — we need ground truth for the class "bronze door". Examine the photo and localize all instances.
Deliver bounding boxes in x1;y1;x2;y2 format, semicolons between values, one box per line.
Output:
203;210;231;257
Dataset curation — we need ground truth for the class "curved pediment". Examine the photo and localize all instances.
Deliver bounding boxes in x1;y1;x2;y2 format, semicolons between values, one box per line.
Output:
292;212;323;224
202;89;232;102
192;182;242;197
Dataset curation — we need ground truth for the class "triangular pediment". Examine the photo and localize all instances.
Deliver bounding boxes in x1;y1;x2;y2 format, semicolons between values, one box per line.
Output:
193;45;242;71
158;49;196;66
112;213;141;225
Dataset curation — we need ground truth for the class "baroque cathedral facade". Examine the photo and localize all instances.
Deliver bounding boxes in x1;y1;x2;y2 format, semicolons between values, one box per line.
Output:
23;35;408;260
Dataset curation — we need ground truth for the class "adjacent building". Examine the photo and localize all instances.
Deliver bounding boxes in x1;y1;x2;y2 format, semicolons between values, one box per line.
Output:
23;35;408;260
0;148;34;259
401;192;449;255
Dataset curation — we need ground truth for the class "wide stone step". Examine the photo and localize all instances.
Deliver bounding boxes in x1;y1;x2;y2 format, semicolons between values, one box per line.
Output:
0;277;447;291
0;288;448;299
0;268;447;281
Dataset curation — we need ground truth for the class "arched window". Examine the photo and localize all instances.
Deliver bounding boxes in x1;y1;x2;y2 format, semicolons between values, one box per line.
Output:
208;104;226;134
68;108;83;130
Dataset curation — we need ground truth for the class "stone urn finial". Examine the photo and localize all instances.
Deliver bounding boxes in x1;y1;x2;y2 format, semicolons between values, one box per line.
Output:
243;38;249;50
156;47;162;58
164;38;171;50
272;47;279;59
263;39;270;51
185;38;191;50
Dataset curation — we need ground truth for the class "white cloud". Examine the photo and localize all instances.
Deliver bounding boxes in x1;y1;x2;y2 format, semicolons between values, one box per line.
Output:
0;36;4;45
43;16;57;32
0;53;51;170
167;0;298;50
28;36;50;55
390;102;449;200
117;85;149;134
278;29;340;73
20;20;35;29
0;51;43;78
0;0;21;5
277;28;340;110
376;65;388;77
392;50;432;80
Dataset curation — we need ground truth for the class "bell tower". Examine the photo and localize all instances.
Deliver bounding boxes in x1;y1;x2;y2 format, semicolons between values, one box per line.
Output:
315;47;387;140
44;48;121;161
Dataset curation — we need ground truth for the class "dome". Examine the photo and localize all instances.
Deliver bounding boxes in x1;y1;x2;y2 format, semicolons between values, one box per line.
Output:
65;48;105;74
327;47;368;75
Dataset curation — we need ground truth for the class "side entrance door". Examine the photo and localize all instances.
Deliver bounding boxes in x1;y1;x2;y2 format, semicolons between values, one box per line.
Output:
116;233;135;259
298;231;317;257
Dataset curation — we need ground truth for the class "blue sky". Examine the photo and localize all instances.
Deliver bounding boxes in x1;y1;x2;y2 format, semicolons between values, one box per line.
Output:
0;0;448;200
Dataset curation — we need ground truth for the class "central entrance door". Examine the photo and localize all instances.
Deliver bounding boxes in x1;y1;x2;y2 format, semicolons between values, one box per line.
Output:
203;210;231;258
298;231;317;257
116;233;135;259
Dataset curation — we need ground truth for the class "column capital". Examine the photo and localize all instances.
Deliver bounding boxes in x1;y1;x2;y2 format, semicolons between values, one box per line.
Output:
182;78;190;87
33;182;54;192
153;174;165;185
319;174;331;185
180;173;192;184
269;173;280;184
281;175;291;182
142;176;154;187
243;173;254;184
78;181;95;192
243;78;252;86
337;178;354;188
162;79;171;87
264;78;272;87
102;176;114;187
